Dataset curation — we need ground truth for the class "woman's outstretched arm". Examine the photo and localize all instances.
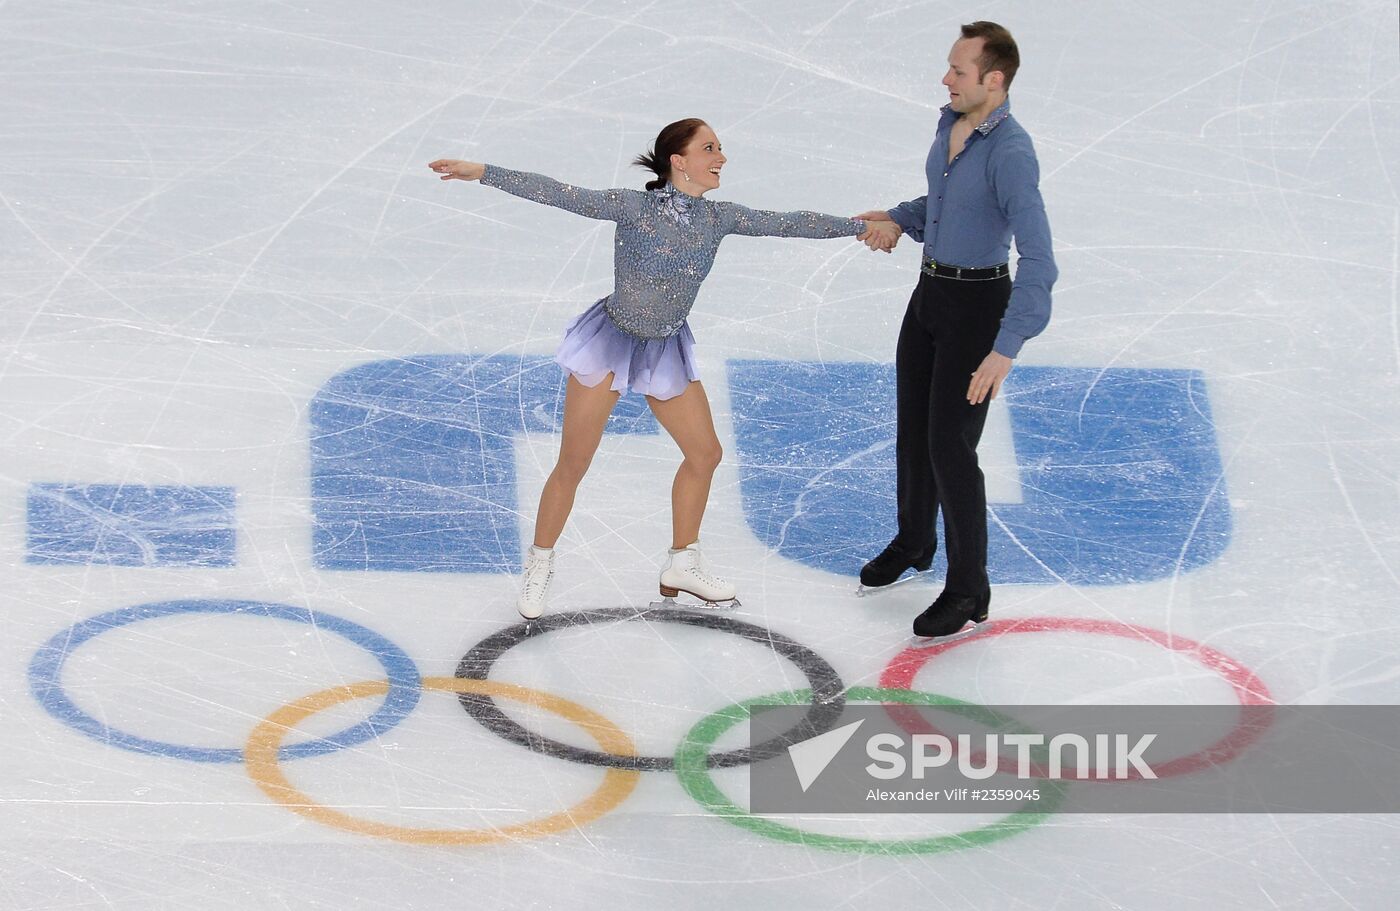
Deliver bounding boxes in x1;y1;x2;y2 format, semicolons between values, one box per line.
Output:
710;200;866;240
429;159;639;223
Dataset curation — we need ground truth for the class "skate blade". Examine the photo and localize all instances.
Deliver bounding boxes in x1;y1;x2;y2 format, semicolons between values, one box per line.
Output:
855;572;931;598
648;595;741;612
907;619;986;647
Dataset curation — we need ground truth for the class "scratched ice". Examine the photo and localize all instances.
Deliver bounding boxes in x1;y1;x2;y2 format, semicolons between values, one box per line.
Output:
2;1;1397;908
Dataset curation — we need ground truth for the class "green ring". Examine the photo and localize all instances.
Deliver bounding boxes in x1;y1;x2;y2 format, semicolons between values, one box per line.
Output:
674;686;1067;855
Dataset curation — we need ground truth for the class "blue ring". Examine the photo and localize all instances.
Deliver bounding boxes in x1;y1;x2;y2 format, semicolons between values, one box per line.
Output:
28;599;422;763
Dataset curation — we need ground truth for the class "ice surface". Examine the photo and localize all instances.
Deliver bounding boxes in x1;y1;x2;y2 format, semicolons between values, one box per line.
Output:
2;1;1398;908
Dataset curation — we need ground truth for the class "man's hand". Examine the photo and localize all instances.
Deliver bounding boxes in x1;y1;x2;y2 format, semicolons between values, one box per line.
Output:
855;210;900;252
967;351;1013;404
429;159;486;181
860;220;901;252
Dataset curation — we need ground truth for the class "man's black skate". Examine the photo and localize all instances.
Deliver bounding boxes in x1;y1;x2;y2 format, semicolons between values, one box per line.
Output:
859;542;935;588
912;590;989;639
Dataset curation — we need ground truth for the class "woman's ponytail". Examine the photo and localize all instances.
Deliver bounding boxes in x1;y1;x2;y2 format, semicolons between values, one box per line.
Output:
632;118;708;190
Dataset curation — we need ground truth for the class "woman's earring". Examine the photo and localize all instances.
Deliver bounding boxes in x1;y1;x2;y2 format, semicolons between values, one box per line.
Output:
681;169;691;182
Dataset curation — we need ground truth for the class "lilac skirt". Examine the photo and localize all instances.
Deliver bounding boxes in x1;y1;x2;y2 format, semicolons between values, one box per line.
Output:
555;300;699;401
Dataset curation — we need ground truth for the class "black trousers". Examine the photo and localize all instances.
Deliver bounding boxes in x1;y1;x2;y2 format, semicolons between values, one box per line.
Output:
892;271;1010;598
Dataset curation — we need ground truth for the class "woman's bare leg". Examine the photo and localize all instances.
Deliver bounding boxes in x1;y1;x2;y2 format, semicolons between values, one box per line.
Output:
646;381;723;548
532;374;620;548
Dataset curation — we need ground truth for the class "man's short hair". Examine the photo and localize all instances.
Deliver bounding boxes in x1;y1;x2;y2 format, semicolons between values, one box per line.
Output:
960;21;1019;89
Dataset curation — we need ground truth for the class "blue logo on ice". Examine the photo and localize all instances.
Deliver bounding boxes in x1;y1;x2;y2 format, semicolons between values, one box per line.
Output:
29;353;1229;582
727;361;1230;585
309;355;659;573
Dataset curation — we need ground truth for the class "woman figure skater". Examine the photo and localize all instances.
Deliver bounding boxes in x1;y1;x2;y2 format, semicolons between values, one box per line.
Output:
430;118;898;619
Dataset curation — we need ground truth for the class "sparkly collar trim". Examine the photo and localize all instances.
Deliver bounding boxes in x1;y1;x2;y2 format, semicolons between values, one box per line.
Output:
654;182;698;225
939;99;1011;136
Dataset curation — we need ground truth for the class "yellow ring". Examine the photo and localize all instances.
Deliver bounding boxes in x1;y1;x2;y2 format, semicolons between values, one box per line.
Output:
245;677;640;845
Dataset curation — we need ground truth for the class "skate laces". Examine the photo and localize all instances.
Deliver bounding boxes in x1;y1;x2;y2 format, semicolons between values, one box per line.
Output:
682;547;726;588
522;551;553;598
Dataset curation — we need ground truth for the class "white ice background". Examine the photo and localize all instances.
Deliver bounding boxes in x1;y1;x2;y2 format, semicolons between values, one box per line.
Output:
2;1;1398;908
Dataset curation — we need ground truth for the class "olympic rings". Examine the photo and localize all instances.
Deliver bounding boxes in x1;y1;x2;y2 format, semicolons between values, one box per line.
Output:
675;686;1067;854
879;617;1276;780
245;677;640;845
455;607;847;771
27;601;1278;853
27;599;421;763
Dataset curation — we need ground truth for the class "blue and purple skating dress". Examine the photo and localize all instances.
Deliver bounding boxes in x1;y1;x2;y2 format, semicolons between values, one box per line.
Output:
480;165;866;400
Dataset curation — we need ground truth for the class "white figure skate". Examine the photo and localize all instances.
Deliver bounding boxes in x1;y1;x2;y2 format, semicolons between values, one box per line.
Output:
652;541;741;610
516;545;555;620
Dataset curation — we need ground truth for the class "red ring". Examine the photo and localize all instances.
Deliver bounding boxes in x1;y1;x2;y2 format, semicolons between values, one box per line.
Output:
878;617;1275;781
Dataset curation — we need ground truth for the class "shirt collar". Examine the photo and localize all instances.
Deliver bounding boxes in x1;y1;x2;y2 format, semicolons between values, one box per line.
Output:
654;181;696;225
939;99;1012;136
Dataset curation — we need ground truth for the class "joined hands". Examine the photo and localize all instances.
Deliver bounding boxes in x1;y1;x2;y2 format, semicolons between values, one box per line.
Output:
855;210;901;253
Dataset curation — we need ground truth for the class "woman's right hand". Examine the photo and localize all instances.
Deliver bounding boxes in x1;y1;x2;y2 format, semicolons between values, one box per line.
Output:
428;159;486;181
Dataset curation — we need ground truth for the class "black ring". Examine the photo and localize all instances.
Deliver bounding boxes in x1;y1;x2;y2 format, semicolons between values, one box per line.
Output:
455;607;847;771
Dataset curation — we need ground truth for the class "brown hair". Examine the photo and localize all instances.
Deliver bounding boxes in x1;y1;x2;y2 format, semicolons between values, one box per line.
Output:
960;21;1019;89
633;118;708;190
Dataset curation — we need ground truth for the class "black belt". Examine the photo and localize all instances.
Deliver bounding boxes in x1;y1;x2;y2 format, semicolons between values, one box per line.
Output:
921;257;1009;281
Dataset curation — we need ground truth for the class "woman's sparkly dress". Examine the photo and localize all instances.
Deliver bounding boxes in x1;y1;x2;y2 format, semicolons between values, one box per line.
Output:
480;165;866;400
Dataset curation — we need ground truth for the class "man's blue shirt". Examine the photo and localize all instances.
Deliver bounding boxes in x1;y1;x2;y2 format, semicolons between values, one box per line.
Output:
886;100;1056;358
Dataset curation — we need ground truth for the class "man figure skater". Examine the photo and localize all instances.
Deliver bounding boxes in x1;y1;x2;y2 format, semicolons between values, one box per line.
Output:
857;21;1056;637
